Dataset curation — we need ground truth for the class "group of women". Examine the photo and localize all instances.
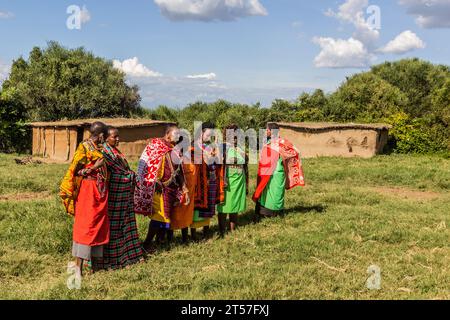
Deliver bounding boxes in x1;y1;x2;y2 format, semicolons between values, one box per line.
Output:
60;121;304;275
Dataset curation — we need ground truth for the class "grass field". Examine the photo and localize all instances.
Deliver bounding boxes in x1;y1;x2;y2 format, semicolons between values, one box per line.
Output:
0;153;449;300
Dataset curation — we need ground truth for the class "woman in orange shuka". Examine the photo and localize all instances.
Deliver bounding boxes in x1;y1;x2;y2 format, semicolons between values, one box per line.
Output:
60;122;110;275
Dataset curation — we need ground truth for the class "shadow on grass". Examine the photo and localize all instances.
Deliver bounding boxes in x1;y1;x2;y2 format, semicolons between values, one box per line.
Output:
146;203;327;256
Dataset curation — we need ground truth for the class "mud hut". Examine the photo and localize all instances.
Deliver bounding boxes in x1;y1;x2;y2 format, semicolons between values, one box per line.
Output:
272;122;391;158
30;118;175;162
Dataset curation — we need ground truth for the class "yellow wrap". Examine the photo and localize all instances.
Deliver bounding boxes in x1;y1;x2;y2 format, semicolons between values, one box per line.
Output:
59;141;104;215
151;156;171;224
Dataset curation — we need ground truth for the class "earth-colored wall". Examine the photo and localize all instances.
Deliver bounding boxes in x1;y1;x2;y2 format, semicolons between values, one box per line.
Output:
82;125;167;159
280;127;389;158
32;123;169;162
32;127;78;161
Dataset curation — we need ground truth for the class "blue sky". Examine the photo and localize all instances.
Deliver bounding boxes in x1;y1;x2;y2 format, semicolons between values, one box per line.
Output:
1;0;449;108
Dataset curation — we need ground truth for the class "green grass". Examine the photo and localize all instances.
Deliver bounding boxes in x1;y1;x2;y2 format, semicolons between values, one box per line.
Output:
0;153;449;299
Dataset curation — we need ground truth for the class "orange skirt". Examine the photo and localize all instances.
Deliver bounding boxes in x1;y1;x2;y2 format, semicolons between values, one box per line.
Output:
73;179;110;246
171;163;196;230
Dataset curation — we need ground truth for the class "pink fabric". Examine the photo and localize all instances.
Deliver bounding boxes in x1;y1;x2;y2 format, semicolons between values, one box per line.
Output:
253;138;305;202
134;138;172;216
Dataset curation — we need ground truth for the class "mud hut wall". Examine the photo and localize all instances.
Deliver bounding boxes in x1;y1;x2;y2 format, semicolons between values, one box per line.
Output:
82;124;167;158
32;127;42;156
32;127;78;161
279;127;381;158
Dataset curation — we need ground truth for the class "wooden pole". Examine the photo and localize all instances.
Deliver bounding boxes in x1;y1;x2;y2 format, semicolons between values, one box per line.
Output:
37;128;41;156
66;128;71;161
52;127;56;156
43;128;47;158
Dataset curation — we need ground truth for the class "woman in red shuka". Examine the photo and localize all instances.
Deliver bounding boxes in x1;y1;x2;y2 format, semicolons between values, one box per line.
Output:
60;122;110;275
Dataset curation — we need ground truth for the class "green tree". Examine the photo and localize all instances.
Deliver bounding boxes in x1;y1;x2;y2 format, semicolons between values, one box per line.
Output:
371;58;450;118
2;41;141;121
296;89;328;122
145;105;180;123
0;87;29;153
327;72;408;122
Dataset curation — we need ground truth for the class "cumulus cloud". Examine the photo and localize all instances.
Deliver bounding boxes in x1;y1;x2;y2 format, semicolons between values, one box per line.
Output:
0;11;14;19
153;0;268;22
186;72;217;80
113;57;162;78
399;0;450;28
379;30;426;54
326;0;380;47
313;37;374;68
314;0;425;68
314;0;379;68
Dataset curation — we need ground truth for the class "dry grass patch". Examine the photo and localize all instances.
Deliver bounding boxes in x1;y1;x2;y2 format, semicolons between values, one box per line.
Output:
0;191;53;202
369;187;443;201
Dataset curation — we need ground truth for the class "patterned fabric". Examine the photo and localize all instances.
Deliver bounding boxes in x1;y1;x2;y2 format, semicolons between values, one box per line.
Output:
197;164;218;219
93;143;144;270
147;149;185;229
134;138;173;216
60;140;106;215
253;138;305;202
194;143;223;209
276;138;305;190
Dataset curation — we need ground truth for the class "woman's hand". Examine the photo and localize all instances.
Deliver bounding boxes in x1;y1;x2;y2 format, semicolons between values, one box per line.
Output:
92;158;105;170
77;168;92;176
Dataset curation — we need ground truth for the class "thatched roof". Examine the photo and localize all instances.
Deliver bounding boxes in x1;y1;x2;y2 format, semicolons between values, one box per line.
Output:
29;118;176;128
272;122;391;132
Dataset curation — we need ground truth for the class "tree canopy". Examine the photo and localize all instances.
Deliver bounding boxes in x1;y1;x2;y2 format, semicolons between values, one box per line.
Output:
2;41;141;121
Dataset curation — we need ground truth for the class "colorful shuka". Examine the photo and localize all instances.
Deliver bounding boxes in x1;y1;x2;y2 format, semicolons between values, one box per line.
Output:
93;143;144;270
134;138;185;229
60;140;110;261
191;142;224;229
253;138;305;215
217;145;248;215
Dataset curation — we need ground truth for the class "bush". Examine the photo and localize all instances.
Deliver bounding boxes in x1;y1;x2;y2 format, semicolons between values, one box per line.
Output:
385;113;444;154
0;88;30;153
2;41;141;121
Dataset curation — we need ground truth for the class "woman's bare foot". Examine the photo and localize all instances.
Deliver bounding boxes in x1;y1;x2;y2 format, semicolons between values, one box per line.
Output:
142;242;156;255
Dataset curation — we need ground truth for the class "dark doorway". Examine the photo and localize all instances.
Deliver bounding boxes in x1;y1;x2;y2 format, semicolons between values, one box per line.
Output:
76;127;84;146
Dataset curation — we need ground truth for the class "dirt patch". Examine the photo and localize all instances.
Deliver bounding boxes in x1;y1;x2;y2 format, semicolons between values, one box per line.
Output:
371;187;442;201
0;191;53;202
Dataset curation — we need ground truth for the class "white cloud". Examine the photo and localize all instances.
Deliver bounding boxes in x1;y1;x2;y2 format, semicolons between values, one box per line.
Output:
314;0;425;68
399;0;450;28
186;72;217;80
314;0;380;68
121;70;309;107
153;0;268;22
313;37;374;68
0;11;14;19
113;57;162;78
379;30;426;54
326;0;380;47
